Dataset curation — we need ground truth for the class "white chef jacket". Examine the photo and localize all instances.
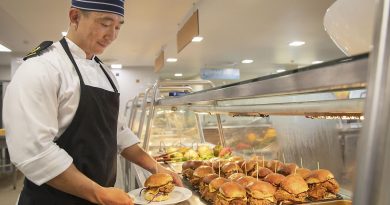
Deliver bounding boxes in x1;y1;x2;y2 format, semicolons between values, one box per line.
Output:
3;38;139;186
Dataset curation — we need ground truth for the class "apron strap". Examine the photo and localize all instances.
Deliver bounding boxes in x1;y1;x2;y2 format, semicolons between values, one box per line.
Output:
94;57;119;93
59;38;85;86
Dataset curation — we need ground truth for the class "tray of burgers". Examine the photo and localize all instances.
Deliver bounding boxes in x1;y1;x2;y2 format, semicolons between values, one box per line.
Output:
181;156;342;205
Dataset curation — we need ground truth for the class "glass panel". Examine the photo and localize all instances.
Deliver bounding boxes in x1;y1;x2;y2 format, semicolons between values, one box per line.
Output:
147;107;202;156
219;114;359;198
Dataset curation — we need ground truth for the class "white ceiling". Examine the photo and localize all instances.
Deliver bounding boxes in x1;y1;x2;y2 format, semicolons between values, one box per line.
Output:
0;0;345;82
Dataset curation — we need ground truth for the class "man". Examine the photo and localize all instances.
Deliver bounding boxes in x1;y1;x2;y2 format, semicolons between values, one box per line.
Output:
3;0;182;204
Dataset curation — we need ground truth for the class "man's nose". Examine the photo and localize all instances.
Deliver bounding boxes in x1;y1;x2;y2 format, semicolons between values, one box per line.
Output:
106;27;118;41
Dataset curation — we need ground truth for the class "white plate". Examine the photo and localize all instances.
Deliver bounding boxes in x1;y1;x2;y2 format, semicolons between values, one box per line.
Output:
128;186;192;205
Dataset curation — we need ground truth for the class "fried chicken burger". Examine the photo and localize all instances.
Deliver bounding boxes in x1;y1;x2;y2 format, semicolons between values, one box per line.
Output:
277;163;299;176
202;177;230;202
190;165;215;187
228;172;246;181
222;162;243;178
143;173;175;202
199;173;219;195
236;176;257;188
296;168;311;179
274;174;309;204
182;160;204;179
246;181;277;205
305;169;340;200
263;173;286;188
215;182;247;205
251;167;273;180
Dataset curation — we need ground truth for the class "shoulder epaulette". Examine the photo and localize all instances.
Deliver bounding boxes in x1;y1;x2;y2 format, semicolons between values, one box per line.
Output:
23;41;53;61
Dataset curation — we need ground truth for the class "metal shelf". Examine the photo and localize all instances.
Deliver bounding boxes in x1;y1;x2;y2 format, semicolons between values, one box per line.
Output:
157;53;368;106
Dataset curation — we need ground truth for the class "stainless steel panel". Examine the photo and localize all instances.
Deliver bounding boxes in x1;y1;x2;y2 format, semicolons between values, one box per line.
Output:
307;200;352;205
188;99;364;116
354;0;390;204
159;80;214;87
157;56;368;106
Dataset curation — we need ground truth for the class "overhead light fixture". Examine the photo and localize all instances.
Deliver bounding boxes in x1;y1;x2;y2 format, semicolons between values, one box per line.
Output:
111;64;122;69
192;36;203;42
174;73;183;77
61;31;68;36
312;60;324;64
289;41;305;47
166;58;178;62
0;44;11;52
276;69;286;73
241;59;254;64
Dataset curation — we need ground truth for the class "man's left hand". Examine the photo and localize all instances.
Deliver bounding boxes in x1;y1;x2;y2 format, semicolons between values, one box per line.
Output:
157;168;183;187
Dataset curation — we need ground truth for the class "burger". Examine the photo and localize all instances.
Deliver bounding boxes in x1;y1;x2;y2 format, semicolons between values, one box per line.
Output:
181;161;192;177
143;173;174;202
222;162;243;178
274;174;309;204
251;167;273;180
246;181;277;205
215;182;247;205
228;173;246;181
199;173;219;195
236;160;246;168
305;169;340;200
202;177;230;202
296;168;311;179
263;173;286;188
182;160;204;179
266;160;284;173
236;176;257;188
190;165;215;187
241;160;258;175
212;159;229;173
277;163;299;176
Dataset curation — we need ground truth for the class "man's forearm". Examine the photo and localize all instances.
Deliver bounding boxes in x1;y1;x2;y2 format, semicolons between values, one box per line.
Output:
120;144;161;173
121;144;184;187
46;164;100;203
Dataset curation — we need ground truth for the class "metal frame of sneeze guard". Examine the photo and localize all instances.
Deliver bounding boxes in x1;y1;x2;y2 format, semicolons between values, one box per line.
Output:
353;0;390;204
128;80;227;151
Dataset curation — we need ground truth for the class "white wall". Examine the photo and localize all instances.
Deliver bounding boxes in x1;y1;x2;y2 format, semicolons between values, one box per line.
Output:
0;66;11;81
112;66;158;116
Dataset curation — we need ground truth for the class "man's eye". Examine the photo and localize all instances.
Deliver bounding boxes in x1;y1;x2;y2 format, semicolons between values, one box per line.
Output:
101;23;110;27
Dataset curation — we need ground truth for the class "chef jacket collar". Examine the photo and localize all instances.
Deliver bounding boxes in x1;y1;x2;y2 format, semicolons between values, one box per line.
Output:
64;37;96;60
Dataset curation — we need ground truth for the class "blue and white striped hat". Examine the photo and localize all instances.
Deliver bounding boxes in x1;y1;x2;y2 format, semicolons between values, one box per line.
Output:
71;0;125;16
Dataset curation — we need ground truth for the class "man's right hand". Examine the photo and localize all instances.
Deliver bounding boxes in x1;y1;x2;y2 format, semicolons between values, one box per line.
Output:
94;186;133;205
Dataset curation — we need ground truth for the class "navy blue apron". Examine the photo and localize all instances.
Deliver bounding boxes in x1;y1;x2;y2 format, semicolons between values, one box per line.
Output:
18;38;120;205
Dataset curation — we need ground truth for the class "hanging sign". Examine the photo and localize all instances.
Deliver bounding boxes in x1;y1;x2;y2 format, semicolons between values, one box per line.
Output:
200;68;240;80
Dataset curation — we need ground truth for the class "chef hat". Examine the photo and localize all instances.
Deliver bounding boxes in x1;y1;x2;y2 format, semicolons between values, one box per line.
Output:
71;0;125;16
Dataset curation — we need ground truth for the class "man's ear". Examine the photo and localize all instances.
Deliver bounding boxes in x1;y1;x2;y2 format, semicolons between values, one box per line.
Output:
69;8;81;26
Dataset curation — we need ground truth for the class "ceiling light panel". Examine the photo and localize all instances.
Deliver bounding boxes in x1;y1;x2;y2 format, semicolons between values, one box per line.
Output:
0;44;11;52
166;58;178;62
174;73;183;77
192;36;203;42
289;41;305;47
241;59;254;64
